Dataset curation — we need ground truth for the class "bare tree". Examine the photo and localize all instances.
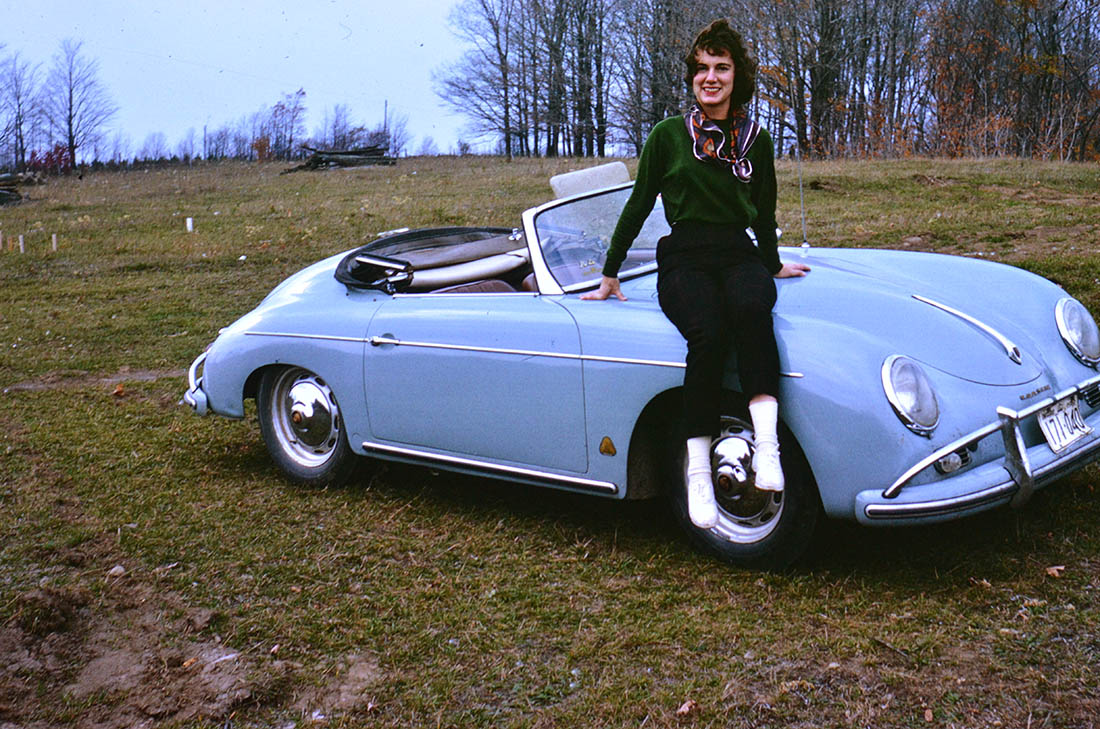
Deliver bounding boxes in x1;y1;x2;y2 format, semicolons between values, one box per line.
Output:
138;131;168;160
269;88;307;159
386;110;411;156
108;129;130;163
439;0;517;159
176;127;196;160
1;51;43;171
317;103;369;150
41;39;116;165
417;135;440;155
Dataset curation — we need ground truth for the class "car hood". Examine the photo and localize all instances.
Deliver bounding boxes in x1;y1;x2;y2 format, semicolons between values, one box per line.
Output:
623;246;1053;386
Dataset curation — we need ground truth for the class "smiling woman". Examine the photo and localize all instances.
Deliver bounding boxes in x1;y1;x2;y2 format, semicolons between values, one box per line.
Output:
581;18;810;535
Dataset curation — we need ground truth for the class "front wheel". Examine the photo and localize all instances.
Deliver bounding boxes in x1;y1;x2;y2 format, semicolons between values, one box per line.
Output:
257;367;360;487
668;398;820;570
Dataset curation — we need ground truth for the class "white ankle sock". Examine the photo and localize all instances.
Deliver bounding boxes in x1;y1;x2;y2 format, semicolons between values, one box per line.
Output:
686;436;711;475
749;399;779;446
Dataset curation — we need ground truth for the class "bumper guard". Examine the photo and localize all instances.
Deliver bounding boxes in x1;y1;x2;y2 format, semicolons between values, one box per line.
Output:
866;373;1100;520
182;351;209;415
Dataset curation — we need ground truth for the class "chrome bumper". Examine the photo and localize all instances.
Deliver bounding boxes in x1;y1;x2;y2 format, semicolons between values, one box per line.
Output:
861;373;1100;522
182;351;209;415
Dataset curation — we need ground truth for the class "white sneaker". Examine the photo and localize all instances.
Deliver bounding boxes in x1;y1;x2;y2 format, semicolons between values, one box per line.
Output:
753;440;785;492
686;470;719;528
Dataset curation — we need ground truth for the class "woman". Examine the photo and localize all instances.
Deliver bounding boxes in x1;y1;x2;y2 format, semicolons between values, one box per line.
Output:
582;19;809;529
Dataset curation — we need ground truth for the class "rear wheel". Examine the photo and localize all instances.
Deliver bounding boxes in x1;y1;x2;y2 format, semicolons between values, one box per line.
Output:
257;367;360;487
668;396;820;570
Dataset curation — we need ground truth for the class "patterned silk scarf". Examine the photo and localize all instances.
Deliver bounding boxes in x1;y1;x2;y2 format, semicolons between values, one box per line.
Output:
685;104;760;183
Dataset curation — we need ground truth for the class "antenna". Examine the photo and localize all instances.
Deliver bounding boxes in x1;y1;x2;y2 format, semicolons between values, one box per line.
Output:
795;137;809;250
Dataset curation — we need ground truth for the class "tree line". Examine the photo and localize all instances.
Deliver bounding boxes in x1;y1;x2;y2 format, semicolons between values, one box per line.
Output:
438;0;1100;161
0;40;416;173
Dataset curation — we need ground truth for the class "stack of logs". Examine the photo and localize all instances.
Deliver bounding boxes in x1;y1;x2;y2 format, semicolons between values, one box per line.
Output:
0;172;43;205
283;145;396;173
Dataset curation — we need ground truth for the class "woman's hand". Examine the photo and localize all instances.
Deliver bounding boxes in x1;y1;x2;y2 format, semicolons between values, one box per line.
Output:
581;275;628;301
775;262;811;278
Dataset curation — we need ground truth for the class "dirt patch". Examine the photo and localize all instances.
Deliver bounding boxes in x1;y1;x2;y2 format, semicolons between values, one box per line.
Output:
0;436;385;728
2;367;185;394
0;441;267;728
293;653;384;720
0;533;267;727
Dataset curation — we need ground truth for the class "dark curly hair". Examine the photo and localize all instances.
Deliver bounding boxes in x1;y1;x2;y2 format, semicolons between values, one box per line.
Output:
683;19;757;109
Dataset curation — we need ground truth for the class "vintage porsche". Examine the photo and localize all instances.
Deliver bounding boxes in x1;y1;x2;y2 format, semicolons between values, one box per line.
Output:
184;163;1100;569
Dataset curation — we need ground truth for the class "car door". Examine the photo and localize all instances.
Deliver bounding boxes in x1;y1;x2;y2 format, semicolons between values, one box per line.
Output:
364;292;588;472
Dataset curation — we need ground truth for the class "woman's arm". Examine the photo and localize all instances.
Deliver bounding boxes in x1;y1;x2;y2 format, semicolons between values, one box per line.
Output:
601;125;667;278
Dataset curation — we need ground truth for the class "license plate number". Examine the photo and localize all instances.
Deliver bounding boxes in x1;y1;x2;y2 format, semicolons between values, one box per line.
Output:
1038;395;1091;453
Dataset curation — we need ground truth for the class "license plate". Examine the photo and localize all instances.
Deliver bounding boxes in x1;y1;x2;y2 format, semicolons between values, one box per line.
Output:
1038;395;1091;453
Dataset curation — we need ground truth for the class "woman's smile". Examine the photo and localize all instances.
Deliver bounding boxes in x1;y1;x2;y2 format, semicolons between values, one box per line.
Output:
692;49;735;118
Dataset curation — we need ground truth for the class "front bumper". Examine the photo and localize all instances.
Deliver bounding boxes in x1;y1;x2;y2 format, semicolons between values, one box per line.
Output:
858;373;1100;524
182;351;209;416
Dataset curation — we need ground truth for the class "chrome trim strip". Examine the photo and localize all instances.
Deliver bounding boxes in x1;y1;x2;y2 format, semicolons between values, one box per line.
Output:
361;441;619;494
882;420;1002;498
393;292;540;299
866;482;1017;519
883;372;1100;499
913;294;1023;364
245;331;367;343
246;331;803;375
368;335;685;368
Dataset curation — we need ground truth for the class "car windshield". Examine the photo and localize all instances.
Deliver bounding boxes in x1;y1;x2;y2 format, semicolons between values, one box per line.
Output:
533;186;669;291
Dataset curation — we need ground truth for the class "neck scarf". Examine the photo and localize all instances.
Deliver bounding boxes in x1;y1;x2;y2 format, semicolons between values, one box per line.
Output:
685;104;760;183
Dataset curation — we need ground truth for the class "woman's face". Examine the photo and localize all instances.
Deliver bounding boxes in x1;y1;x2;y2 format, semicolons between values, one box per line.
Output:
692;49;735;118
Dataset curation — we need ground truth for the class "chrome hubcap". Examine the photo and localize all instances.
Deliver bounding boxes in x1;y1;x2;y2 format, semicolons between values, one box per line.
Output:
287;381;334;448
706;416;784;544
270;369;341;468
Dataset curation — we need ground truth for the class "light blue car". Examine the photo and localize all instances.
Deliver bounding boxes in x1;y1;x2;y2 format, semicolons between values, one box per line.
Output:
185;166;1100;569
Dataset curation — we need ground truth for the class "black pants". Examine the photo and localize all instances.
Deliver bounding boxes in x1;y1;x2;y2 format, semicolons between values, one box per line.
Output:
656;222;779;438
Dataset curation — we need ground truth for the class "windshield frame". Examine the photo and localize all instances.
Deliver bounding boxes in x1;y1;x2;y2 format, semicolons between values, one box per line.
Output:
521;182;663;296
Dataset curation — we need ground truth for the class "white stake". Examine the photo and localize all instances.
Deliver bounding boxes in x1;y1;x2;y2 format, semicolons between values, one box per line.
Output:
19;234;25;253
52;233;58;251
186;217;194;233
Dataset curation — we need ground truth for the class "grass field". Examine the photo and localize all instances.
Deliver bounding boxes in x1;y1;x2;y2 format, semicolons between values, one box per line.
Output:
1;157;1099;728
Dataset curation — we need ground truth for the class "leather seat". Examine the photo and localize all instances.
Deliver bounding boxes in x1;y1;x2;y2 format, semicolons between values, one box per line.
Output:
431;279;516;294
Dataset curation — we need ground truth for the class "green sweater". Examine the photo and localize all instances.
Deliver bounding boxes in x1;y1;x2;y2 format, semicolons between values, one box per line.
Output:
603;115;781;278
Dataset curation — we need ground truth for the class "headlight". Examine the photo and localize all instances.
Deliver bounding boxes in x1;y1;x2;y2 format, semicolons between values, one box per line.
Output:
1056;297;1100;367
882;355;939;436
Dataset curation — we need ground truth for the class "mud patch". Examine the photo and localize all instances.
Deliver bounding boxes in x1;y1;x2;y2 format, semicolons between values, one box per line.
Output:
3;367;185;394
293;653;383;721
0;558;271;728
0;444;279;728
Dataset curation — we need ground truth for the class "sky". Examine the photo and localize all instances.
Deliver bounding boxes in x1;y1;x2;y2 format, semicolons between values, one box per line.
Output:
5;0;470;158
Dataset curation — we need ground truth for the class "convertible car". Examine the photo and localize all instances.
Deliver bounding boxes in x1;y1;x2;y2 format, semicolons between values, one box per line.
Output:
184;163;1100;569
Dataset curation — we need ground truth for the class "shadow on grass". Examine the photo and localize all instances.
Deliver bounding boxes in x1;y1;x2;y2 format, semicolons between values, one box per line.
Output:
226;438;1100;583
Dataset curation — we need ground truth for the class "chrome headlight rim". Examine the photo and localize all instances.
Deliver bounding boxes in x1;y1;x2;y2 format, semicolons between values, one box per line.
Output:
882;355;940;436
1055;297;1100;368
